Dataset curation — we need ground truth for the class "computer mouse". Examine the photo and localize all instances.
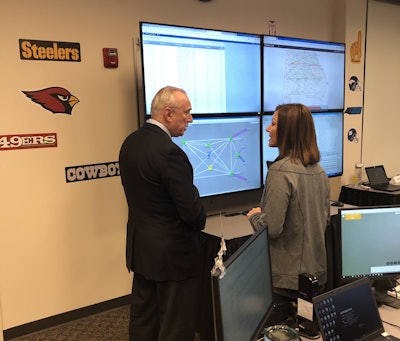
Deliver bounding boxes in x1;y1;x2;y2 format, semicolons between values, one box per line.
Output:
331;201;344;207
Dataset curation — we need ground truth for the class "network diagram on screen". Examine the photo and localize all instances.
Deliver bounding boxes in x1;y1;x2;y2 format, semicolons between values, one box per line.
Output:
172;117;261;197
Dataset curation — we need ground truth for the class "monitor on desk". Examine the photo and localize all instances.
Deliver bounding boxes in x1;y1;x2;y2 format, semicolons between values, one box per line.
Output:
211;227;274;341
338;206;400;308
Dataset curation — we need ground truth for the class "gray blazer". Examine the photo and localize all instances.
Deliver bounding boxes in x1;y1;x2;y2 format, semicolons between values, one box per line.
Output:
249;156;330;290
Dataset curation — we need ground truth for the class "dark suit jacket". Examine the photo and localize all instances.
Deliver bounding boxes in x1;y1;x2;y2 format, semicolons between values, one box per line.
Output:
119;123;206;281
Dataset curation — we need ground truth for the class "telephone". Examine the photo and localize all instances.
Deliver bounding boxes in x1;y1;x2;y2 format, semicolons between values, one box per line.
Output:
389;175;400;185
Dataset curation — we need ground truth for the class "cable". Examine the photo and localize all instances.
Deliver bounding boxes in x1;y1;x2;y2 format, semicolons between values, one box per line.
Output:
381;319;400;330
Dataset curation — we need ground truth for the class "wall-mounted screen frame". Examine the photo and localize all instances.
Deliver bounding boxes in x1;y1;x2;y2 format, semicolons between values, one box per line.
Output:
135;22;346;209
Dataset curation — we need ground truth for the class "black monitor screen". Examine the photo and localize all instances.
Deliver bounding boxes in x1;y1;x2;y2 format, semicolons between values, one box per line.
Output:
211;227;274;341
339;206;400;281
172;116;262;197
263;35;345;112
313;278;384;341
261;111;343;180
139;22;261;116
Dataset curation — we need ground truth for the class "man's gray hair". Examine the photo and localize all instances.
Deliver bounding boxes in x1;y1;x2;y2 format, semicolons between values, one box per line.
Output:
150;86;187;117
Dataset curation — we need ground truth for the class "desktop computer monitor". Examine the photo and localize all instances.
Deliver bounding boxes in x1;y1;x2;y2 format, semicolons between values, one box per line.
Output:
339;206;400;307
211;227;274;341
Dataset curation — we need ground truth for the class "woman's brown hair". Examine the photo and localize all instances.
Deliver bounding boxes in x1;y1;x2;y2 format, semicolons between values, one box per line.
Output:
275;103;320;166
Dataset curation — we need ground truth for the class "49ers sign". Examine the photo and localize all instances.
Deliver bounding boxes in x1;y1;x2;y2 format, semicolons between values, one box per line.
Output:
0;133;57;151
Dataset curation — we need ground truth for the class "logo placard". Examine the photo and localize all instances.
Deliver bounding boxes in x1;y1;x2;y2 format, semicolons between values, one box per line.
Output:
22;87;79;114
65;162;120;183
0;133;57;151
19;39;81;62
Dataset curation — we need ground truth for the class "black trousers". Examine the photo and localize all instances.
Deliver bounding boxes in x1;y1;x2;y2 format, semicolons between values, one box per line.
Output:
265;288;298;327
129;273;199;341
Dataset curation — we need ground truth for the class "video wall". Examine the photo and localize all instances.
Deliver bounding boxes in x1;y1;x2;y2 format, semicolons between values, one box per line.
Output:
138;22;345;198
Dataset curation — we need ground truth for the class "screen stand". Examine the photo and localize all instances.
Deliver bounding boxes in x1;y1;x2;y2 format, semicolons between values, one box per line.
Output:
373;279;400;309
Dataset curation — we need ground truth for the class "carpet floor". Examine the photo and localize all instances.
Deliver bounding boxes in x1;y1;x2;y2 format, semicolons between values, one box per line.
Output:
7;305;206;341
8;305;130;341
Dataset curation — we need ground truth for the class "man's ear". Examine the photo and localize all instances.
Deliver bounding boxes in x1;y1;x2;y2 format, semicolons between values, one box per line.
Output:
164;107;173;122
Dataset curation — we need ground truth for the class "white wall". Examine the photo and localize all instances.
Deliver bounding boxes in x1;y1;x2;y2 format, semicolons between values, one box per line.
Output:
0;0;353;333
0;0;137;330
342;0;367;184
362;0;400;178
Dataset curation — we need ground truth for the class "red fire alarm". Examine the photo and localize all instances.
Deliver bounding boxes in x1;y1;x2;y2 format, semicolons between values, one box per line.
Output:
103;48;118;68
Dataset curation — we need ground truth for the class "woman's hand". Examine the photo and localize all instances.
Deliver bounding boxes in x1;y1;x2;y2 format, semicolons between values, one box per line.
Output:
246;207;261;218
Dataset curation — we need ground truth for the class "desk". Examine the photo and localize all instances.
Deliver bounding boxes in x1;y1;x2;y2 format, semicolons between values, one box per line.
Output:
197;206;344;341
379;305;400;338
197;208;400;340
339;184;400;206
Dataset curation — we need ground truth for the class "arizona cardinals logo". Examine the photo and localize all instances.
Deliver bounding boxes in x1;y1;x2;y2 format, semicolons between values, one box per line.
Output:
22;87;79;114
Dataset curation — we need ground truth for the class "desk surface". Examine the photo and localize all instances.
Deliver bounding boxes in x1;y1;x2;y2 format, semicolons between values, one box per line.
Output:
339;184;400;206
204;213;253;239
380;305;400;337
204;204;344;239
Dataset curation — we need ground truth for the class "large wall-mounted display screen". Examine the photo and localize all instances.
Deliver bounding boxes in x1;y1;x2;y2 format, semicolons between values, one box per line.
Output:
263;35;345;112
139;22;261;116
137;22;345;202
172;116;261;197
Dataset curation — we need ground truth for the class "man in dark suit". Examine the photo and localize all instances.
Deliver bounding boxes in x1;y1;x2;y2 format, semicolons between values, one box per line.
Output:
119;86;207;341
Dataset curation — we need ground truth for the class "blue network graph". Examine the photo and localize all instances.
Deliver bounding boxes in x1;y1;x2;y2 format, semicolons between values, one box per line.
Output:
173;117;261;197
179;128;250;181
